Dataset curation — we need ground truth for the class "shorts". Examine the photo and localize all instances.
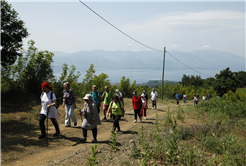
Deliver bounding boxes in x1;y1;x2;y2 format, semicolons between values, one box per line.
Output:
103;103;109;111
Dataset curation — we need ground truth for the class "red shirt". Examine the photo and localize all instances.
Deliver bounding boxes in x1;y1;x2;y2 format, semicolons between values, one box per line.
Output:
132;96;142;109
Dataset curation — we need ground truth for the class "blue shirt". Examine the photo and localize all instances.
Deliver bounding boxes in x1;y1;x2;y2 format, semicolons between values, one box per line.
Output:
90;91;100;105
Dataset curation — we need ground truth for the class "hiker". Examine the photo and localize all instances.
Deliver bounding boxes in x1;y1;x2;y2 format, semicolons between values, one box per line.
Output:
62;82;77;127
115;89;124;106
208;93;212;100
194;95;197;105
175;92;180;105
101;86;113;120
90;85;101;114
141;90;148;103
132;92;142;123
80;94;101;143
150;88;158;109
196;93;200;103
183;93;187;104
140;94;148;119
39;82;60;139
202;94;206;101
107;95;124;132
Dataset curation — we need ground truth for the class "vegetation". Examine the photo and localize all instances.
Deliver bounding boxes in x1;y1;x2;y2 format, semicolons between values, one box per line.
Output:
87;145;99;166
1;0;29;70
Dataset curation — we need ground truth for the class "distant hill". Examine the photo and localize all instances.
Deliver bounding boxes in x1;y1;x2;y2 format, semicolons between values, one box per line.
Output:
137;80;178;87
52;50;245;72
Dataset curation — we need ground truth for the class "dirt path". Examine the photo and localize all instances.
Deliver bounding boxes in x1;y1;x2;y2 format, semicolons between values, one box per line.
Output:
2;100;186;166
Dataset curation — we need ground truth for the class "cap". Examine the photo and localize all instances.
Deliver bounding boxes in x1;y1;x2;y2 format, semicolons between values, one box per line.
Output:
83;94;92;100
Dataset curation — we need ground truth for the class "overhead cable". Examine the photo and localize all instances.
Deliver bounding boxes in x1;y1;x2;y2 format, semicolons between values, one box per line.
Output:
78;0;212;77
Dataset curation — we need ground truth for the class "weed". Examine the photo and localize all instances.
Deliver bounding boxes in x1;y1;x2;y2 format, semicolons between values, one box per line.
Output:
120;160;131;166
131;141;139;158
165;105;173;125
154;113;162;158
108;127;117;151
138;126;149;166
87;145;99;166
187;146;195;166
166;120;179;165
176;106;184;122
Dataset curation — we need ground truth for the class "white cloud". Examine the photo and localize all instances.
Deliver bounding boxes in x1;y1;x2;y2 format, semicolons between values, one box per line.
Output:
171;44;178;47
203;45;211;48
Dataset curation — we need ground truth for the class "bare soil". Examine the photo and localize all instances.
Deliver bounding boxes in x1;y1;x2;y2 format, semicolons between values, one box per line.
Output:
1;99;190;166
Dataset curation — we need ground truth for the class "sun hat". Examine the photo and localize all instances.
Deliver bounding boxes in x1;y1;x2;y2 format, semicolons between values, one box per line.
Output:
116;89;119;92
83;94;92;100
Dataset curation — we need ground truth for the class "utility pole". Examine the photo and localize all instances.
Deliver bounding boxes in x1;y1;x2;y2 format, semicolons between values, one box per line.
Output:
161;47;166;100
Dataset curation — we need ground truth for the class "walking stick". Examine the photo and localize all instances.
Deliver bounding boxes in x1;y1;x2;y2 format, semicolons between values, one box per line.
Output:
47;108;50;144
79;109;82;122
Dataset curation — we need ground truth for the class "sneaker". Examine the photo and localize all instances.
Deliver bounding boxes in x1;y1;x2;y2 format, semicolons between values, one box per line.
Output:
53;133;60;136
102;117;106;120
140;118;142;122
80;137;87;143
38;135;46;139
116;129;121;132
133;120;137;123
92;138;97;143
74;123;77;126
152;107;154;109
144;117;147;120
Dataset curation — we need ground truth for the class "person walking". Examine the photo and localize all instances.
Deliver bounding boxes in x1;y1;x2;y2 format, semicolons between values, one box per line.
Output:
150;88;158;109
62;82;77;127
115;89;124;106
90;85;101;114
101;86;113;120
132;92;142;123
202;94;206;101
107;95;124;132
194;95;197;105
141;90;148;103
208;93;212;100
39;82;60;139
80;94;101;143
140;94;148;119
175;92;180;105
196;93;200;103
183;93;187;104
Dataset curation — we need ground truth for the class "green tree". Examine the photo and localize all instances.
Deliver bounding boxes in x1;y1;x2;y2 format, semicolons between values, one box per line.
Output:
213;67;237;97
7;40;54;95
1;0;29;70
118;76;137;98
51;63;81;99
234;71;246;88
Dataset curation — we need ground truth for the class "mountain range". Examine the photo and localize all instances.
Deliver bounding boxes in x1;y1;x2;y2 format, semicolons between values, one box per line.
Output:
52;50;245;72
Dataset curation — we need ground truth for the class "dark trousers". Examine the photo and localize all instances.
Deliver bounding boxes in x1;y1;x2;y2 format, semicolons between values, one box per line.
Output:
134;109;141;120
112;114;122;130
39;114;60;136
152;100;157;108
83;126;97;139
97;104;100;114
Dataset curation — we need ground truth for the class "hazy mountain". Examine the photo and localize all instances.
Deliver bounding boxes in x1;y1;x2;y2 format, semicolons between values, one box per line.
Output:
52;50;245;72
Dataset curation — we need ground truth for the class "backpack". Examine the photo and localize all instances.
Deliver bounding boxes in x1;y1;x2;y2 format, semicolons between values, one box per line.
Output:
41;91;59;109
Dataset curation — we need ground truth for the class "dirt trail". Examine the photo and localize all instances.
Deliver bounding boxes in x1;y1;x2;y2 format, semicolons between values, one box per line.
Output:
2;101;183;166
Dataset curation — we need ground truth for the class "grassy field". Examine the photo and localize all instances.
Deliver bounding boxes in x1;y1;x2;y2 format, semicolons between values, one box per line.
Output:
1;95;246;165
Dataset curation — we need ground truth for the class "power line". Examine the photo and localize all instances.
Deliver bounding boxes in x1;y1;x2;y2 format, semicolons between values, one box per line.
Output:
166;51;211;77
78;0;212;77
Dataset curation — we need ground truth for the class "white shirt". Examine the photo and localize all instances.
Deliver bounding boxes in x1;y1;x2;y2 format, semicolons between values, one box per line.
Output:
203;96;206;100
150;91;158;100
116;92;123;98
40;91;59;119
183;95;187;99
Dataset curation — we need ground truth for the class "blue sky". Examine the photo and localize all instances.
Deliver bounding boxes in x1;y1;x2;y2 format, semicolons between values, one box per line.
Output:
9;0;245;58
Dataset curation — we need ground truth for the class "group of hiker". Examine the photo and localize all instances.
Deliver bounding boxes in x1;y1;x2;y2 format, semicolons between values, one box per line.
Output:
39;81;159;143
175;92;213;105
